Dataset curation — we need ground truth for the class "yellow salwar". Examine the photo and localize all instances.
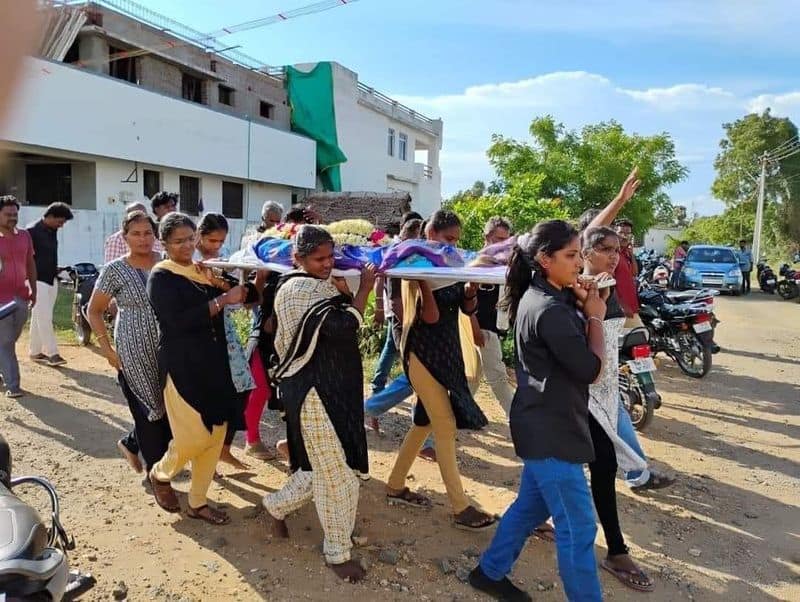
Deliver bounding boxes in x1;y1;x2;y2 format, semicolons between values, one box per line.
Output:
151;375;226;509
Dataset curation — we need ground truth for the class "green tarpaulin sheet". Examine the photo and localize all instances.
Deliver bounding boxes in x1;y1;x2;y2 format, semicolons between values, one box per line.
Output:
285;62;347;192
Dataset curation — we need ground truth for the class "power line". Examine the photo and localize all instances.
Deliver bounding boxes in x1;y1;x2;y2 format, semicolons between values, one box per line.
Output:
770;144;800;163
766;135;799;156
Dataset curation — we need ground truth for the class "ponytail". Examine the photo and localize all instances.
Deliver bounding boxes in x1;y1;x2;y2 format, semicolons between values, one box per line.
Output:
502;247;533;324
502;220;578;324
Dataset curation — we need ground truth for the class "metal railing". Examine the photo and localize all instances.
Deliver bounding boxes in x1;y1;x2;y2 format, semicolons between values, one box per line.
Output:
356;82;438;135
422;164;433;179
61;0;282;81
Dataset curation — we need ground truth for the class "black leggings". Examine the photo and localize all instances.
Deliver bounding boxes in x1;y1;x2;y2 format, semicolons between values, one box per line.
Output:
588;414;628;557
119;372;172;473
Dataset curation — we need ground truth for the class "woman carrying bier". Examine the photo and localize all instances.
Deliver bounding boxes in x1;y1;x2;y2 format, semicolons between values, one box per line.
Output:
469;220;607;602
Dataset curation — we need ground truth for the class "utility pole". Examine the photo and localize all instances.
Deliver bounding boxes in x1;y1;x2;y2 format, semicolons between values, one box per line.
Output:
752;152;768;261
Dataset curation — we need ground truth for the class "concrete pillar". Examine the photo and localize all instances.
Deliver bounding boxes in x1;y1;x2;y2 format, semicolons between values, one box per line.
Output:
79;34;109;75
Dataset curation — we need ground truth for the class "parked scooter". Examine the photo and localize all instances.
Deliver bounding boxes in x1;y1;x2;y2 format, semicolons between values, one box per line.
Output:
639;289;717;378
0;436;95;600
618;327;661;431
59;263;110;346
756;259;777;294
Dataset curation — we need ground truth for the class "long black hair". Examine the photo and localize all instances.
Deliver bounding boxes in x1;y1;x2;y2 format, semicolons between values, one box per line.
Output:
502;219;578;323
198;212;229;236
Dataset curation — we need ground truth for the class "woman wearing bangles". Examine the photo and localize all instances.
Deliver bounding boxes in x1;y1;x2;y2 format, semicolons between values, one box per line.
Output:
384;210;495;531
88;211;171;479
194;212;254;471
147;212;255;525
469;220;607;602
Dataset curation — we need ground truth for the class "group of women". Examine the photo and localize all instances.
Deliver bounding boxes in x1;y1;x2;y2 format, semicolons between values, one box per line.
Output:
87;199;663;599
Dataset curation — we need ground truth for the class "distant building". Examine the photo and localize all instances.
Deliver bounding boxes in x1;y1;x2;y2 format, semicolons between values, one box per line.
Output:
643;226;684;255
0;0;442;264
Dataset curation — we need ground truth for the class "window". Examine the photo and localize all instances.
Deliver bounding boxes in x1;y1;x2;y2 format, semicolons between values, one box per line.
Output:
398;133;408;161
182;73;204;104
260;101;274;119
387;128;395;156
218;84;234;106
26;164;72;206
143;170;161;200
179;175;201;215
210;60;217;73
109;46;137;84
222;181;244;219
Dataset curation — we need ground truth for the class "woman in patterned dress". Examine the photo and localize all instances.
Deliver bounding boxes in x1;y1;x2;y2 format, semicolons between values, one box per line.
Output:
88;211;173;493
194;212;253;471
385;210;496;532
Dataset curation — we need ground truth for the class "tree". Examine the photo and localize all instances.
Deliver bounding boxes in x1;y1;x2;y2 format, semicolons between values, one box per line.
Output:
712;109;800;244
445;175;568;250
486;116;689;235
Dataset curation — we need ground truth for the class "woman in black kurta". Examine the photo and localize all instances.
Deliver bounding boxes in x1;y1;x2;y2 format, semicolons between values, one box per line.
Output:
262;225;375;583
385;210;494;532
146;212;253;525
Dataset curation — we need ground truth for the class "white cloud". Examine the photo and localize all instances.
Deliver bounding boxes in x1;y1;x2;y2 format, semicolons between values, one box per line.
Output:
747;92;800;118
393;72;800;214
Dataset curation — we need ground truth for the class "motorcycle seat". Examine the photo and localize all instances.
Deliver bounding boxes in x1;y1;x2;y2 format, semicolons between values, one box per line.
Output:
0;483;47;562
663;291;699;303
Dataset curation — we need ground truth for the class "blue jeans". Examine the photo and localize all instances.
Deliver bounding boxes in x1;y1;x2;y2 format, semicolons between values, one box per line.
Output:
364;373;434;450
480;458;602;602
0;300;28;392
617;401;650;486
370;320;398;394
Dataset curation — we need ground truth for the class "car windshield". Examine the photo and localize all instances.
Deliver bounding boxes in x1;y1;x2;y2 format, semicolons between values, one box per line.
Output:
687;248;737;264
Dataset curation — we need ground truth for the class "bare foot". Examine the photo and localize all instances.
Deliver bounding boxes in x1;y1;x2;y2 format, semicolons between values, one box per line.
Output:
269;515;289;538
328;559;366;582
418;447;437;462
276;439;289;461
365;416;380;433
219;446;249;470
245;441;277;461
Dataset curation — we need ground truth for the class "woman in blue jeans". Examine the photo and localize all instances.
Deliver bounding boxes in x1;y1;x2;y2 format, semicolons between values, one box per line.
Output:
469;220;607;602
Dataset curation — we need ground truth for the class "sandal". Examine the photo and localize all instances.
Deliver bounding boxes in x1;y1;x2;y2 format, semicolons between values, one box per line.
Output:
631;472;675;492
148;472;180;513
533;523;556;543
601;558;654;592
386;487;432;508
453;505;496;532
187;504;230;525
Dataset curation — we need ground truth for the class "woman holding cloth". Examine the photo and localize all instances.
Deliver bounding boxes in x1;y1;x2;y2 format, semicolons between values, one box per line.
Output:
262;225;375;582
385;209;494;531
469;220;607;602
147;212;254;525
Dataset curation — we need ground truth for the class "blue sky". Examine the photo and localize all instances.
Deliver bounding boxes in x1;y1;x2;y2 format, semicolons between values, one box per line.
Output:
137;0;800;215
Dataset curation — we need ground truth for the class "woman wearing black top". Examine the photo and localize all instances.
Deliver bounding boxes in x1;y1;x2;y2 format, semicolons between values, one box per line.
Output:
469;220;607;602
385;210;495;531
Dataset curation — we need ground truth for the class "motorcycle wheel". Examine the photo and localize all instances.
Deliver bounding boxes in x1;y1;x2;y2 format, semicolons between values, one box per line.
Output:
777;281;799;300
619;373;655;431
74;315;92;346
674;332;712;378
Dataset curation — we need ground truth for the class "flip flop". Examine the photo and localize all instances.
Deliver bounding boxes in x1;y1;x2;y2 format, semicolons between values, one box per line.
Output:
533;524;556;543
386;487;432;508
453;506;496;532
601;558;655;592
187;504;230;525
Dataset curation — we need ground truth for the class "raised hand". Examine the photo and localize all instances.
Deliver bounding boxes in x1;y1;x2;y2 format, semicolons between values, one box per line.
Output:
617;167;641;204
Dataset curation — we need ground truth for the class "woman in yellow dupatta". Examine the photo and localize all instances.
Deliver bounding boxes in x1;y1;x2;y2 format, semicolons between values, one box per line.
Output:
146;212;252;525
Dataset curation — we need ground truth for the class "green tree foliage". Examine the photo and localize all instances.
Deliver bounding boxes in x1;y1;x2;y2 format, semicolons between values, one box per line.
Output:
485;116;688;235
712;109;800;244
444;174;568;250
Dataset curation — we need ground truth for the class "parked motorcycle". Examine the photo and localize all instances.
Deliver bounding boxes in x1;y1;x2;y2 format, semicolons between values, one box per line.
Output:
639;288;717;378
756;259;777;294
618;327;661;431
0;433;95;601
776;263;800;300
59;263;110;346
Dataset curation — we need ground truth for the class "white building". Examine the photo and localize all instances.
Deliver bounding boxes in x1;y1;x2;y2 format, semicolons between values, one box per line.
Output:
324;62;443;218
0;0;443;265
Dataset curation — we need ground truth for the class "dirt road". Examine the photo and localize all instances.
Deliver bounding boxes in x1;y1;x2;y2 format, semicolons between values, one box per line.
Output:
2;294;798;601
